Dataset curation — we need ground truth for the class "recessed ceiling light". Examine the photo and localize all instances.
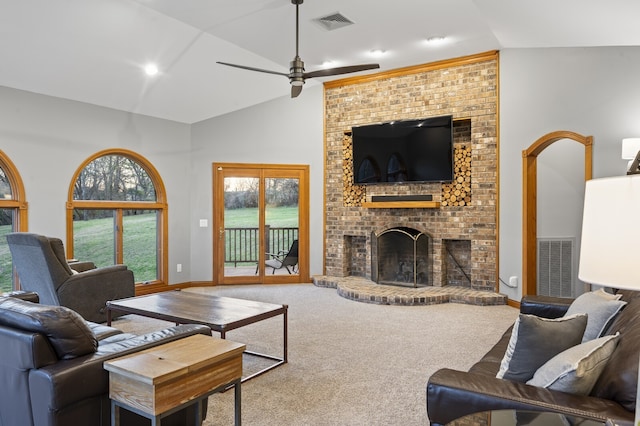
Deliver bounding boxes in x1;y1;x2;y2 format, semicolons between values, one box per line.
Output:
144;63;159;77
425;36;447;46
321;60;336;68
369;49;387;58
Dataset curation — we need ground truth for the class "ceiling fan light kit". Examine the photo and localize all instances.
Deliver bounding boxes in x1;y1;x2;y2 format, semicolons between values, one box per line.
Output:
217;0;379;98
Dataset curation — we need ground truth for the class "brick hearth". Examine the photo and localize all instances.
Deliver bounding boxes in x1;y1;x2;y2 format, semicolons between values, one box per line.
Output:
313;276;507;306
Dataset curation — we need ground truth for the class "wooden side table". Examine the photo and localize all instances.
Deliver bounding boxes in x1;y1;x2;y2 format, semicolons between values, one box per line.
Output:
104;334;245;426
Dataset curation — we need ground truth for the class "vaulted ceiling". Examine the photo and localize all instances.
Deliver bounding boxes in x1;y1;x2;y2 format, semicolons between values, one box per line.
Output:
2;0;639;124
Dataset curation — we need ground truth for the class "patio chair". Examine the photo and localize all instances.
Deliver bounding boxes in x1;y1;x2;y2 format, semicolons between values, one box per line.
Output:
6;232;135;323
262;239;299;274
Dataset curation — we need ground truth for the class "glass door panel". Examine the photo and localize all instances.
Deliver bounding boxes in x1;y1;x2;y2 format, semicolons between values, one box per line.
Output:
265;177;299;276
213;163;308;285
73;209;116;266
222;176;260;280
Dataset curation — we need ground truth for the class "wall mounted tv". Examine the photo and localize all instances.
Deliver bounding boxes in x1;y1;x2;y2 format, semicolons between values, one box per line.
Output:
351;115;454;185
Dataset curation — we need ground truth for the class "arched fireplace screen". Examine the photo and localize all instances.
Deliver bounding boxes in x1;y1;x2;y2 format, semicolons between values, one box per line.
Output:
371;227;431;288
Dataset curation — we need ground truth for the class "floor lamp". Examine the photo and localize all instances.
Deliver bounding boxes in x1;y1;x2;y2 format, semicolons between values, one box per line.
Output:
578;174;640;425
623;138;640;175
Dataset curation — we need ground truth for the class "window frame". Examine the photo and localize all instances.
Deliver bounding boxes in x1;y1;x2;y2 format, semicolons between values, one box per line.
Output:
0;150;28;226
66;149;168;289
0;150;28;292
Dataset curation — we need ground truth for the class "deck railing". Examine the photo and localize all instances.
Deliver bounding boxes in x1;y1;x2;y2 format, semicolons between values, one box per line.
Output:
224;226;298;265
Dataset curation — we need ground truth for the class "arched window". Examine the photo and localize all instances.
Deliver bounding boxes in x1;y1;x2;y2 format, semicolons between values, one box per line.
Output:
356;156;381;183
386;153;407;182
0;150;28;292
67;149;168;287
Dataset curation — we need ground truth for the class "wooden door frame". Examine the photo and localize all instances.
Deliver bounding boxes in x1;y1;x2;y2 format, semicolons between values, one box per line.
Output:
212;162;310;285
522;131;593;296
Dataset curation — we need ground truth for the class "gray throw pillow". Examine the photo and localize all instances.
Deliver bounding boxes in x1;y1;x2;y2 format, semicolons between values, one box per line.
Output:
591;288;622;301
496;313;587;382
565;291;626;342
527;333;620;395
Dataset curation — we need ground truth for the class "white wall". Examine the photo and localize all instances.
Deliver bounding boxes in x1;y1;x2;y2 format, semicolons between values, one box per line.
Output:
499;47;640;301
0;86;193;284
189;84;324;281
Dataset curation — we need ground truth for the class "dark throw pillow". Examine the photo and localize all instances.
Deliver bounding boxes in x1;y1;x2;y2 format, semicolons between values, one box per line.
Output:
496;313;587;382
0;297;97;359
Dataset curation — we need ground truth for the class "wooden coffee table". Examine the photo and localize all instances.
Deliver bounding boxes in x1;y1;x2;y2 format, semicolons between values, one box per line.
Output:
106;290;288;382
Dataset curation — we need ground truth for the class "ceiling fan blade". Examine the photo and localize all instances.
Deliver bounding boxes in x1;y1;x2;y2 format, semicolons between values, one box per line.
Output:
216;62;289;78
291;84;303;98
303;64;380;79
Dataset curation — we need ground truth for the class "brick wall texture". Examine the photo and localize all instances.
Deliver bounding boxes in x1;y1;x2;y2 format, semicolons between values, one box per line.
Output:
323;52;498;292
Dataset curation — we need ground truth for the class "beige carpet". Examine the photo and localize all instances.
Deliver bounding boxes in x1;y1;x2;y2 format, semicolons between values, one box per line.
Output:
112;284;518;426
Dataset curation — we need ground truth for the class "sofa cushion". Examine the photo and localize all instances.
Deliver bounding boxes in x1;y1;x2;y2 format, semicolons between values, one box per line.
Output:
496;313;587;382
565;290;626;342
527;333;620;395
0;297;97;359
49;237;74;276
591;297;640;411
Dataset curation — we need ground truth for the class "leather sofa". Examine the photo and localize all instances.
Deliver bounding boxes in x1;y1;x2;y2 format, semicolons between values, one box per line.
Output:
426;290;640;425
0;295;213;426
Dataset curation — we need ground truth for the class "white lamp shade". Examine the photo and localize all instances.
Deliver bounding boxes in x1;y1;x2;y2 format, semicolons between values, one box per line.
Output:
621;138;640;160
578;175;640;290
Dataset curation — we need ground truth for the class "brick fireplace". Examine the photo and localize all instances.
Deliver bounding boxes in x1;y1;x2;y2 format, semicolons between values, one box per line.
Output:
322;51;498;293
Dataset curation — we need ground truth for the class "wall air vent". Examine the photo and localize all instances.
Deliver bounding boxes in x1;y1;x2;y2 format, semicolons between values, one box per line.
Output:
537;238;575;298
313;12;354;31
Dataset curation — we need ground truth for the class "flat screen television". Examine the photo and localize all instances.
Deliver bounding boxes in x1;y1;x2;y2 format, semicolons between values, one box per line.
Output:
351;115;454;184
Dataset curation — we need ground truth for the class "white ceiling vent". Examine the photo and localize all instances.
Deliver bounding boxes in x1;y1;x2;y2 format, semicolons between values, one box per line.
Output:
313;12;354;31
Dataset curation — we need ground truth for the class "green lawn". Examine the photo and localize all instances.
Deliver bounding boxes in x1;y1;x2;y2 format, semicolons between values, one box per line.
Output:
224;206;299;227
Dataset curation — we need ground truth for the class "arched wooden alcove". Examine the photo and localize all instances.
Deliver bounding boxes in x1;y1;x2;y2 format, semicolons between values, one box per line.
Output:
522;131;593;296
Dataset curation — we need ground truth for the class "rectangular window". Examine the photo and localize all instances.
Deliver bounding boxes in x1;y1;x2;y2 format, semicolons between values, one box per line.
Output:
0;208;15;292
123;209;158;283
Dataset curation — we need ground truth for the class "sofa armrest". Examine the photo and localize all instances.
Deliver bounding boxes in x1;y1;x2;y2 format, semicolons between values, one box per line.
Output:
520;295;573;318
28;324;211;422
1;291;40;303
426;368;633;425
68;261;96;272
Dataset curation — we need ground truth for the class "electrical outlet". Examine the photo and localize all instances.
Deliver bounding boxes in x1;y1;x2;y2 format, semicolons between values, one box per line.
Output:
199;219;208;227
177;263;182;273
509;276;518;287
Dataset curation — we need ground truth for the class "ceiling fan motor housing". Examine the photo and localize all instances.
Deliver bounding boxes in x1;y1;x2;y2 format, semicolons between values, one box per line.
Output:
289;57;305;86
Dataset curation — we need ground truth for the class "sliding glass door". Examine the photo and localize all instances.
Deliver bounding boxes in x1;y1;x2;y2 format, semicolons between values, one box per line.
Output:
213;163;308;284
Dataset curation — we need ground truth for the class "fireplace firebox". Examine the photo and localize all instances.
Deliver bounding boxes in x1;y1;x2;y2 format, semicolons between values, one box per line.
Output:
371;227;431;288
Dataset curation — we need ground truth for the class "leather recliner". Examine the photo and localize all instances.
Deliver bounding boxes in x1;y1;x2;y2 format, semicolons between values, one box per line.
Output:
6;232;136;323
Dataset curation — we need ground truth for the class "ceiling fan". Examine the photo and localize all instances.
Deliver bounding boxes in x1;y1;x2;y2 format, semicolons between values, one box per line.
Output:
217;0;380;98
